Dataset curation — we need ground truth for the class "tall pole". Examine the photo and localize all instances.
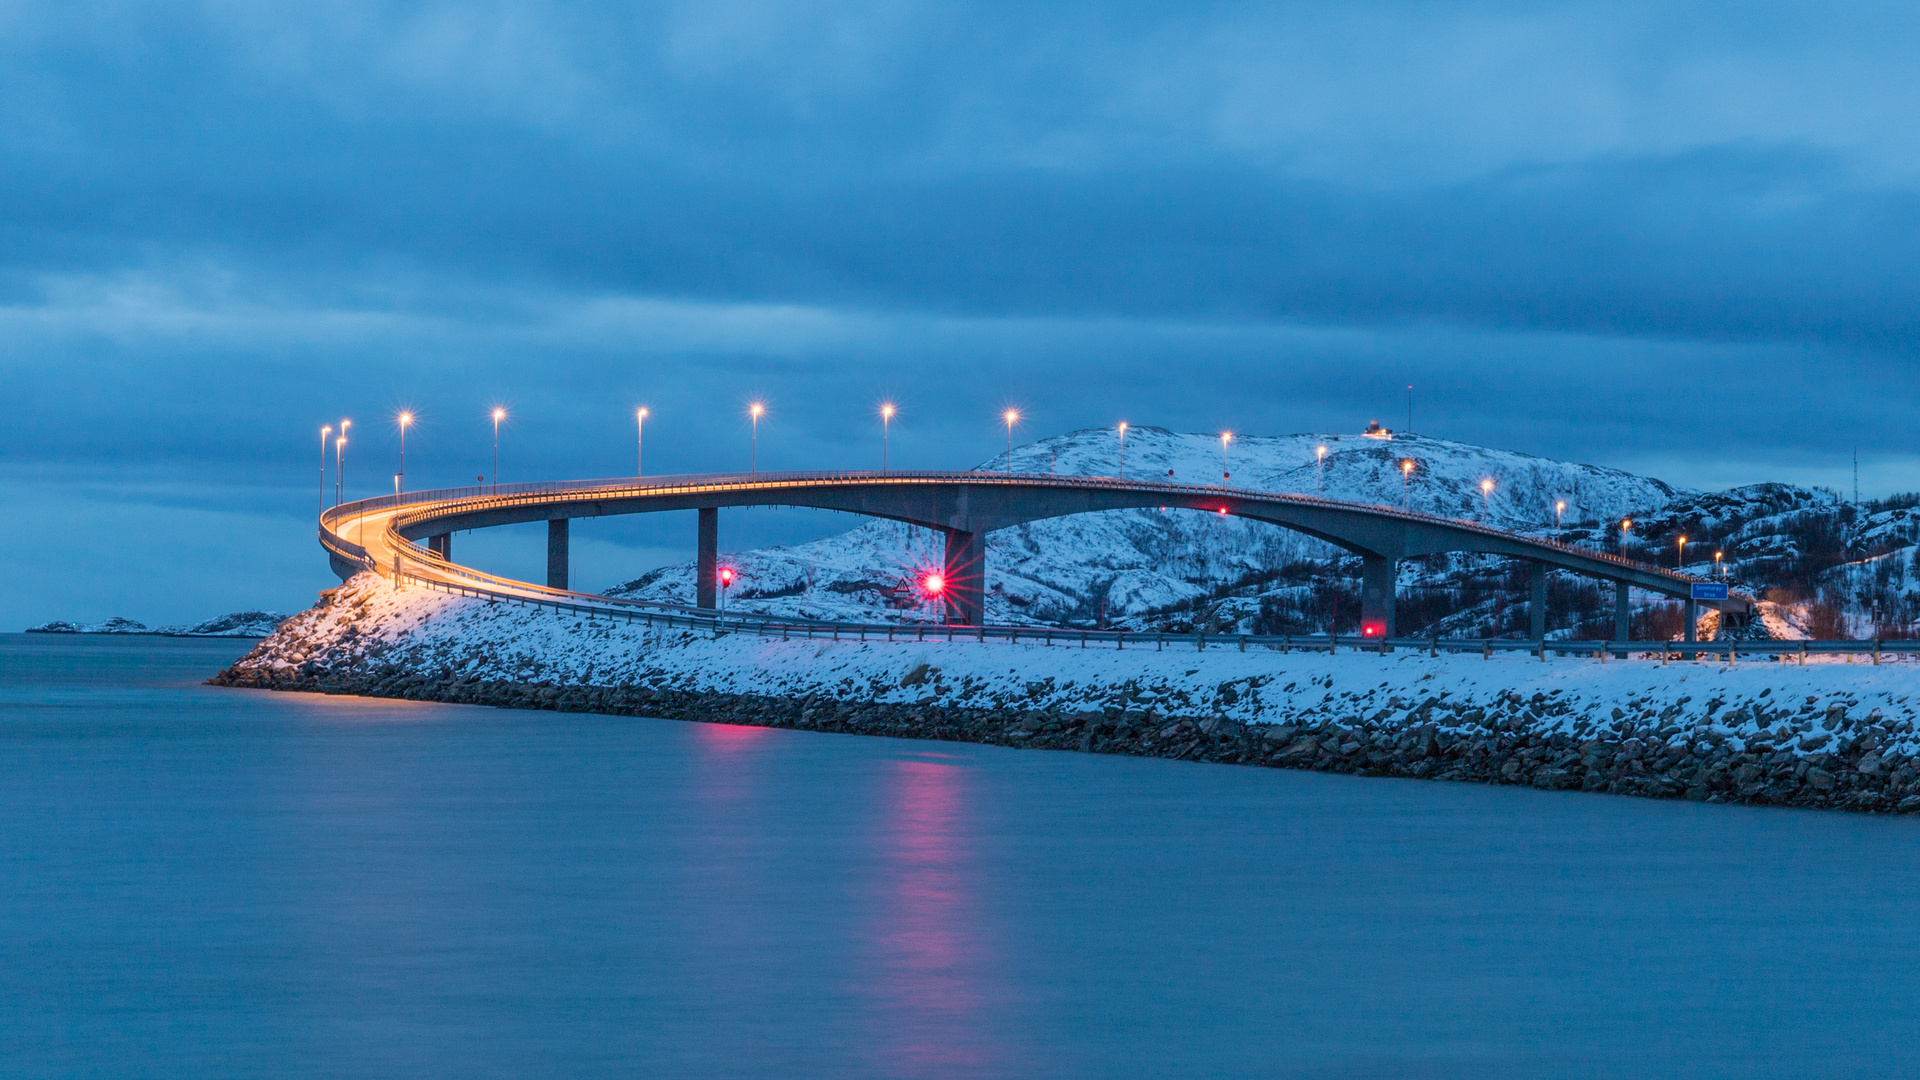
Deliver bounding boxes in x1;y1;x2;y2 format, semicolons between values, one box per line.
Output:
335;436;346;507
1480;478;1493;520
881;403;894;473
492;408;504;493
319;426;331;519
1117;421;1127;479
750;402;764;475
1003;410;1020;474
1401;460;1412;510
1219;432;1232;486
1316;445;1326;495
397;413;411;495
636;407;648;478
1555;500;1565;537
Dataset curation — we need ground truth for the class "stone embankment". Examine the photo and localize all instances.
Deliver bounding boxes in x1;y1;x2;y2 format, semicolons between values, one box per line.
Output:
209;574;1920;814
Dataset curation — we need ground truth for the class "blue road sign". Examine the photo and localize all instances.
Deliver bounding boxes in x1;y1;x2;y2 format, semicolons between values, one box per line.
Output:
1691;582;1729;600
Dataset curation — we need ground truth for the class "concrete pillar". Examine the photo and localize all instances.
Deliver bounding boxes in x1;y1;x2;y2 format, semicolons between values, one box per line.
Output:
428;533;451;560
696;508;718;609
1685;597;1698;644
546;518;569;591
943;528;983;627
1359;555;1396;640
1529;561;1547;641
1613;581;1630;658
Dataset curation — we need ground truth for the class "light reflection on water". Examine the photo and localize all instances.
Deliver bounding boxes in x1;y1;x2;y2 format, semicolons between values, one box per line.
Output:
5;634;1920;1080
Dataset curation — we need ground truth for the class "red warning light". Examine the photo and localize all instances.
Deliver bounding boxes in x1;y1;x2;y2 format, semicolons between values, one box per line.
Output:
924;573;945;594
1361;622;1384;637
718;567;735;587
1218;507;1228;514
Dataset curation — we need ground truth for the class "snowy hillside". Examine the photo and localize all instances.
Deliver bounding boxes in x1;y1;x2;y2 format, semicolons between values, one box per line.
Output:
26;611;290;636
606;426;1686;630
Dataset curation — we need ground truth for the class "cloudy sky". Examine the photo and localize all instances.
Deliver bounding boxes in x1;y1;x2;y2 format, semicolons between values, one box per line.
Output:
4;1;1917;626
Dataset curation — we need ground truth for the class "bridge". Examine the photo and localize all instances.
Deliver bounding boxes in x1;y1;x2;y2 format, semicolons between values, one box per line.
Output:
319;469;1751;644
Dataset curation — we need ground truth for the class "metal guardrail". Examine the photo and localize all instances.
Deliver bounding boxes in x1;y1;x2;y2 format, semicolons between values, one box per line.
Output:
386;570;1907;664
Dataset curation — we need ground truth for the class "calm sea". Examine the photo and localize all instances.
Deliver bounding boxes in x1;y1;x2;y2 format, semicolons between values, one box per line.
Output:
3;632;1916;1078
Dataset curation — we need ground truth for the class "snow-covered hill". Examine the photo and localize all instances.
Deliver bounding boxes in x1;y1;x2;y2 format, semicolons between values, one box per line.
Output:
607;426;1686;630
26;611;290;637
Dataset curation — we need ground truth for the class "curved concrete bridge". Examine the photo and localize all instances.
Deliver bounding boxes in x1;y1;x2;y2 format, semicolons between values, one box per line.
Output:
321;470;1750;642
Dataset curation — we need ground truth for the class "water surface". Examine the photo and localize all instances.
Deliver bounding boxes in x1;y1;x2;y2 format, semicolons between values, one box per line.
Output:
3;633;1915;1078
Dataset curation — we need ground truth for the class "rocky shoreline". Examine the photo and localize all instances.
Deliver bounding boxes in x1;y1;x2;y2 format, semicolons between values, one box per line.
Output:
213;657;1920;815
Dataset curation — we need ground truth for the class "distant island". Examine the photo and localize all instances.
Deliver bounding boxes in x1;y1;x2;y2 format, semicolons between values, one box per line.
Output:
27;611;289;638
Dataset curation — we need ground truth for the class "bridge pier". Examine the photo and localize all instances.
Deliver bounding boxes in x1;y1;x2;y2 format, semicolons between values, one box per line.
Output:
547;519;569;591
1685;597;1698;645
696;508;718;609
944;528;983;626
1613;581;1630;658
1359;555;1396;640
428;533;451;560
1529;561;1547;641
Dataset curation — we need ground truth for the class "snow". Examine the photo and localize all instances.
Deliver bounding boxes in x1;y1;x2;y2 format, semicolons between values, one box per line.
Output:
27;611;290;637
241;573;1920;761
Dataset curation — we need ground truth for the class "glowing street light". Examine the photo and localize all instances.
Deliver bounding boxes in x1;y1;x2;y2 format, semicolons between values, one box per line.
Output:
1554;499;1566;534
337;419;351;505
1219;431;1233;485
1116;421;1128;480
1479;477;1494;519
491;408;506;492
746;401;768;475
633;407;649;479
879;402;896;473
1715;550;1724;578
1316;445;1328;495
396;412;413;495
1400;459;1415;510
1003;409;1021;474
319;425;331;518
1677;534;1688;570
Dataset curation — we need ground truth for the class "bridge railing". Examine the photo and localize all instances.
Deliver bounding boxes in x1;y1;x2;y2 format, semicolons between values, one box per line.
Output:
323;468;1732;594
380;568;1906;664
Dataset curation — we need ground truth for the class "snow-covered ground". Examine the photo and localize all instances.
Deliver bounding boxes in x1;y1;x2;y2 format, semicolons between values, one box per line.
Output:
26;611;289;637
240;574;1920;763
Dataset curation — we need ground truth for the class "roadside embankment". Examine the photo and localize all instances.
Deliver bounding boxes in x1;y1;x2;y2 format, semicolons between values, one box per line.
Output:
210;574;1920;813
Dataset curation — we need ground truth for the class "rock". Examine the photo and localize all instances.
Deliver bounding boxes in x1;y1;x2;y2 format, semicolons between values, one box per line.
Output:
1806;768;1836;791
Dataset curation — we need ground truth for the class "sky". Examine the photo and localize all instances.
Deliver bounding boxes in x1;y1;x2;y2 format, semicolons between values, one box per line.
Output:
5;0;1919;627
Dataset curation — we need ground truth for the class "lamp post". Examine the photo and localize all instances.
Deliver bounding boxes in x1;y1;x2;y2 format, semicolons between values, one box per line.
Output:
880;402;895;473
491;408;505;492
1401;459;1414;510
1480;477;1493;520
396;412;412;495
319;425;331;518
1003;409;1020;474
1219;431;1233;486
1316;444;1327;495
749;402;765;475
1715;550;1724;579
1677;535;1688;570
1554;499;1565;535
636;407;648;478
337;419;350;505
1116;421;1128;480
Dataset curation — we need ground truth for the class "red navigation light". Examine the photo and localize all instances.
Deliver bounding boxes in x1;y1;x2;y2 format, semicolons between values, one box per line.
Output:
1218;507;1228;514
1361;621;1385;637
923;573;945;594
718;567;735;587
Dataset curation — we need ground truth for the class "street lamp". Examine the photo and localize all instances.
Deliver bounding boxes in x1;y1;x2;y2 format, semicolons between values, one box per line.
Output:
1116;421;1128;480
1677;535;1688;570
1219;431;1233;485
491;408;505;492
635;407;649;478
1715;550;1724;578
879;402;896;473
749;401;766;474
396;412;412;495
1003;409;1021;474
1316;445;1327;495
337;419;351;505
1480;477;1493;519
1400;459;1414;510
1554;499;1566;535
319;425;331;518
